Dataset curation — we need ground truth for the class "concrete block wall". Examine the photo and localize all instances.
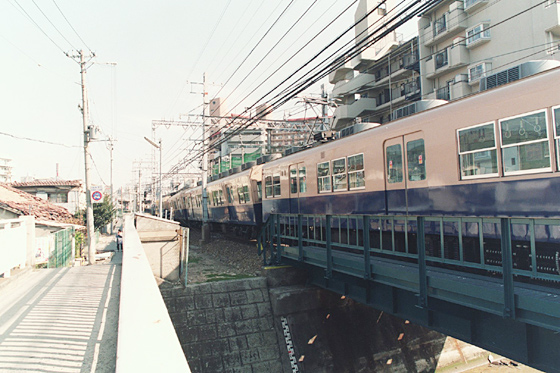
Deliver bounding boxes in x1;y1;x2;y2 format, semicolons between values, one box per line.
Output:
161;278;284;373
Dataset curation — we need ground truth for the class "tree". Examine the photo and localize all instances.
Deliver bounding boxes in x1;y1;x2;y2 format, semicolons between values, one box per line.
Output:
93;195;116;231
74;195;116;231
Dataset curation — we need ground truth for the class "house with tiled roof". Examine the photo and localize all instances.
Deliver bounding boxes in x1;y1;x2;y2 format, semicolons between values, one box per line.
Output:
11;179;84;214
0;183;83;276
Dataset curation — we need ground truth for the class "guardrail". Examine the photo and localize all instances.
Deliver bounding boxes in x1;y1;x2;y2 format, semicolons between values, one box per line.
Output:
116;215;191;372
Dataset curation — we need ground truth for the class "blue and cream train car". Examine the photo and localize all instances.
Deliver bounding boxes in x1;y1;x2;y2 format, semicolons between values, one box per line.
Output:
261;66;560;220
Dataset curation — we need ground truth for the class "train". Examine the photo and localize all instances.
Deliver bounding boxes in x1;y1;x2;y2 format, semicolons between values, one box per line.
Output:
165;65;560;276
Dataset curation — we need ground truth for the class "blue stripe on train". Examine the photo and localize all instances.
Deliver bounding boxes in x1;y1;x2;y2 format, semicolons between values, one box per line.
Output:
263;176;560;219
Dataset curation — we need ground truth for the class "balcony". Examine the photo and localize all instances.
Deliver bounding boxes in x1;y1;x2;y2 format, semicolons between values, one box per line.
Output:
332;98;377;130
464;0;488;13
544;1;560;37
332;73;376;97
423;4;468;47
329;56;354;84
352;33;399;70
425;43;469;79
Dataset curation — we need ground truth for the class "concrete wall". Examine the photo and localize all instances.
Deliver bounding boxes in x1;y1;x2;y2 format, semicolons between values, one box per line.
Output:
0;216;35;277
160;278;284;372
135;213;183;282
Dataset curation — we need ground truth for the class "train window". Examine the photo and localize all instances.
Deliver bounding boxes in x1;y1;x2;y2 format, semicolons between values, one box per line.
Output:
386;144;403;183
348;154;365;189
273;175;281;197
290;168;298;194
407;140;426;181
458;123;498;179
225;186;234;203
317;161;331;193
243;185;251;202
218;190;224;205
499;110;550;175
265;176;273;198
332;158;347;191
257;181;262;201
211;190;218;206
237;187;245;203
299;167;307;193
554;106;560;169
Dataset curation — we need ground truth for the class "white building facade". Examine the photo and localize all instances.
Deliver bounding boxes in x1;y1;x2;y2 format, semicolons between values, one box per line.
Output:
418;0;560;100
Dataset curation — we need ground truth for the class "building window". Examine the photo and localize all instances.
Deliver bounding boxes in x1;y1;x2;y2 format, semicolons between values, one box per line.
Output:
434;14;447;36
386;144;403;183
499;110;550;175
466;23;490;48
468;62;490;83
407;139;426;181
348;154;365;189
435;49;448;69
458;123;498;178
332;158;347;191
317;161;331;193
49;193;68;203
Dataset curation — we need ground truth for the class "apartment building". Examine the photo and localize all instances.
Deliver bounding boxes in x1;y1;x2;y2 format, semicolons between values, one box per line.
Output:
329;0;443;130
0;158;12;183
418;0;560;101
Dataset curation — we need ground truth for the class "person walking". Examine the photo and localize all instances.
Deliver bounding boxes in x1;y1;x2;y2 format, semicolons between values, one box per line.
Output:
116;229;123;252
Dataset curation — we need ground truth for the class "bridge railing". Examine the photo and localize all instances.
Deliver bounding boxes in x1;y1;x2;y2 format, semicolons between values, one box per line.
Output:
258;213;560;285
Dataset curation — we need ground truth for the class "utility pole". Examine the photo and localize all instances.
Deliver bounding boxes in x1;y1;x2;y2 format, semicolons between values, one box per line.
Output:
108;137;114;234
201;73;210;243
321;84;329;131
67;50;96;265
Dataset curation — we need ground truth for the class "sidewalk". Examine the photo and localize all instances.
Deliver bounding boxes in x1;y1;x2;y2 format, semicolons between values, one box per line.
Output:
0;235;121;372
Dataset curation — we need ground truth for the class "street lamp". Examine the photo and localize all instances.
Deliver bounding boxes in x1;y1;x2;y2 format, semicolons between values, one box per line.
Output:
144;137;162;217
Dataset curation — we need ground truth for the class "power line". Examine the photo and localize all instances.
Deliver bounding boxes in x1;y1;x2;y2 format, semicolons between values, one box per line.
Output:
31;0;77;50
9;0;67;54
51;0;92;51
0;130;81;148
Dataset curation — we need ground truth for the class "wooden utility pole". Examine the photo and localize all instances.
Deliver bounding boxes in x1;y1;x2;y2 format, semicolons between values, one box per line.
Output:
67;50;96;265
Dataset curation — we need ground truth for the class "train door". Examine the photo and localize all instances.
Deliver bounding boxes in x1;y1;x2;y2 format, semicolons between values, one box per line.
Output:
288;163;304;214
384;132;427;215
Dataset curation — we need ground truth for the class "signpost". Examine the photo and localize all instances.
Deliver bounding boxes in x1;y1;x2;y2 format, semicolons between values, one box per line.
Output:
91;186;103;203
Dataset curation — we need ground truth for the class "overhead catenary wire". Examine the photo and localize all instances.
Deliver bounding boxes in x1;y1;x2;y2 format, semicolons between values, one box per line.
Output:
0;130;81;148
166;0;432;177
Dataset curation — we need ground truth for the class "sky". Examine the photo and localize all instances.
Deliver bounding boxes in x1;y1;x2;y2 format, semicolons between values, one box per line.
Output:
0;0;418;193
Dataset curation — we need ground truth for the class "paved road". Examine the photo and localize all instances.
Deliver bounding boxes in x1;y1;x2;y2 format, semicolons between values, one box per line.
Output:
0;236;121;373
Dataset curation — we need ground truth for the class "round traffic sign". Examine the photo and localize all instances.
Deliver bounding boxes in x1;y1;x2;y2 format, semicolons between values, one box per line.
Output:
92;191;102;201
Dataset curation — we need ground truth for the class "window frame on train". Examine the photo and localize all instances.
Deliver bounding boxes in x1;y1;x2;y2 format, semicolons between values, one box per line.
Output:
299;166;307;194
317;161;332;193
457;122;499;180
498;109;551;176
332;157;347;192
265;176;272;198
406;139;427;182
348;153;365;190
553;105;560;170
386;144;404;183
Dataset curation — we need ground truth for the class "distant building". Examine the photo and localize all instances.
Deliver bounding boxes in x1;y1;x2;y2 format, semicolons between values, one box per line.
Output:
11;179;84;215
0;158;12;183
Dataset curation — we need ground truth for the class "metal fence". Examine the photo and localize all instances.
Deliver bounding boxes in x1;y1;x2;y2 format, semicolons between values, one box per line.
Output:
258;213;560;284
49;227;74;268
